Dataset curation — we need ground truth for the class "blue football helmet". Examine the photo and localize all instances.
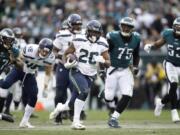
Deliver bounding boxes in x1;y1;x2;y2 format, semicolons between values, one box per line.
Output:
67;14;82;34
86;20;102;43
38;38;53;58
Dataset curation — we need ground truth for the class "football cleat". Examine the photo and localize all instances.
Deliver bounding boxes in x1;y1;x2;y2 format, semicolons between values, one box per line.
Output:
19;121;35;128
108;117;121;128
1;113;14;123
71;122;86;130
154;98;164;116
49;103;63;120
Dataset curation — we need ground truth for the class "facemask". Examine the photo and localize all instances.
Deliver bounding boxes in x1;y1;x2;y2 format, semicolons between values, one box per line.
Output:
73;30;81;34
39;53;46;59
121;31;131;37
89;36;97;43
175;30;180;35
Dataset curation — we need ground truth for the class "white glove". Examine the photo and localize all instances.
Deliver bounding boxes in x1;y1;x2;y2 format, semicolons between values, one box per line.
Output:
144;44;153;53
94;56;105;63
64;57;78;69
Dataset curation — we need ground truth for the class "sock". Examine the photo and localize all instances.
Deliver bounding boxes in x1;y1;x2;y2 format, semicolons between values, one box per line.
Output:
57;102;70;112
73;98;85;123
0;97;6;112
111;111;120;119
20;104;34;123
0;114;2;120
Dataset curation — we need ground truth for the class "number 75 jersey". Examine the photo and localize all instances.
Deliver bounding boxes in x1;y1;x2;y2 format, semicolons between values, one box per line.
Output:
162;29;180;66
72;34;108;76
107;31;141;68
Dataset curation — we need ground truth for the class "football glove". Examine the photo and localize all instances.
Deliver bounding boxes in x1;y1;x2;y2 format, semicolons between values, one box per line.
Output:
133;67;139;76
144;44;153;53
94;56;105;63
64;57;78;69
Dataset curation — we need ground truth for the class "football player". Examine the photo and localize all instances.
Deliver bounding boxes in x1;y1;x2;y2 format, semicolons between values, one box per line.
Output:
144;17;180;123
52;14;84;124
0;38;55;128
0;28;19;121
50;20;110;130
104;17;141;128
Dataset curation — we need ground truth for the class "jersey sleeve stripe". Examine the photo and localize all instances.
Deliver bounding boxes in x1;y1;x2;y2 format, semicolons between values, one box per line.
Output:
97;41;108;48
73;38;87;42
23;55;35;59
56;34;72;38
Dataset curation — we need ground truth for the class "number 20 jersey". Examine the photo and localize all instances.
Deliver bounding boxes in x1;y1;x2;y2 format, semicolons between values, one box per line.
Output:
162;29;180;66
72;34;108;76
107;31;141;68
23;44;55;74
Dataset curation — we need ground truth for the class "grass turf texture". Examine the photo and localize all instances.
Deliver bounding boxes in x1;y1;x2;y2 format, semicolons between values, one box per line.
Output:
0;110;180;135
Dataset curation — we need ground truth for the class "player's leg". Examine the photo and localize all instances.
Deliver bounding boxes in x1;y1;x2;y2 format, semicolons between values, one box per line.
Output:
0;68;22;113
104;67;118;116
19;74;38;128
104;67;119;128
108;68;134;128
162;61;180;122
54;64;69;124
69;70;92;130
13;81;22;110
0;88;9;112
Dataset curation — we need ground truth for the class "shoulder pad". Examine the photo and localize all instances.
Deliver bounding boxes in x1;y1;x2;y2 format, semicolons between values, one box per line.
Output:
56;30;72;38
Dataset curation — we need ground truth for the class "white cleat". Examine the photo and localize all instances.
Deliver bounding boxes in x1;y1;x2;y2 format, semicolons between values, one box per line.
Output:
154;98;164;116
71;122;86;130
19;122;35;128
49;103;63;120
171;109;180;123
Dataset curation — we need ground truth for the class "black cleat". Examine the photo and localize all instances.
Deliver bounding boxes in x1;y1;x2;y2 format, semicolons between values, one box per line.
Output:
80;111;87;120
1;113;14;123
54;113;62;125
108;117;121;128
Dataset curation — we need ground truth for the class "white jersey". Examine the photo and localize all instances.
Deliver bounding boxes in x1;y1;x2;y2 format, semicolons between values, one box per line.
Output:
53;29;76;55
72;35;108;76
22;44;55;74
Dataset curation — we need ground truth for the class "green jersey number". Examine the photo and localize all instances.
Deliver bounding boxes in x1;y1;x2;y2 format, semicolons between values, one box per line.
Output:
79;49;98;64
118;48;133;60
168;44;180;58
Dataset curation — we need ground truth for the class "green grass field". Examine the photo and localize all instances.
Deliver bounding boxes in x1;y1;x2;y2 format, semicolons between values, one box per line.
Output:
0;110;180;135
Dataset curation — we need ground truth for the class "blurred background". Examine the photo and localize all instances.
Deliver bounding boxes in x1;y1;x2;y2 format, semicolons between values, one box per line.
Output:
0;0;180;111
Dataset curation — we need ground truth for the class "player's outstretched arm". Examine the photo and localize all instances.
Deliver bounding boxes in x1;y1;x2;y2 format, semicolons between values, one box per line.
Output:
144;37;166;53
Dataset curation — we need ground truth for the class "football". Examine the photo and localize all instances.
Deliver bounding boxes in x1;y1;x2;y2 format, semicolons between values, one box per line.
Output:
67;54;77;62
